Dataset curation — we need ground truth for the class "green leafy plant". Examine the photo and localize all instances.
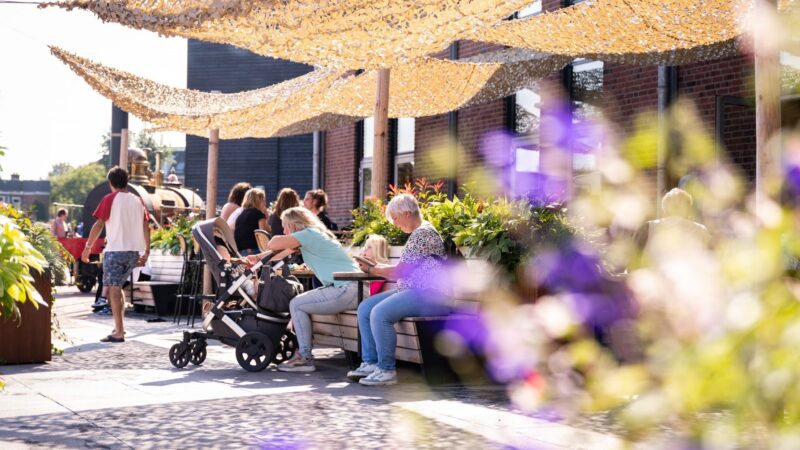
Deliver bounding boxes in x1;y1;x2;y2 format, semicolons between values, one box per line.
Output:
0;206;72;287
454;198;531;272
0;214;48;320
351;197;408;246
150;215;197;255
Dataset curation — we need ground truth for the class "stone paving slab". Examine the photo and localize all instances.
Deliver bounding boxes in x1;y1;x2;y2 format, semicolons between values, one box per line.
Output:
0;286;634;449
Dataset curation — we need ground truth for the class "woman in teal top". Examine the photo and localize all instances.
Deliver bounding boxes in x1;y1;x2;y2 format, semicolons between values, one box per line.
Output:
247;206;359;372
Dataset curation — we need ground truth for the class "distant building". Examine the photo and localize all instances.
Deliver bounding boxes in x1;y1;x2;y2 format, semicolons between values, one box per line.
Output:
0;174;50;220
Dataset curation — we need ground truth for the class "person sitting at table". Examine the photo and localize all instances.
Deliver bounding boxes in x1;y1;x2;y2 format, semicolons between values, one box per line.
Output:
348;194;451;386
234;188;269;256
221;182;251;231
361;234;393;295
245;206;359;372
269;188;301;237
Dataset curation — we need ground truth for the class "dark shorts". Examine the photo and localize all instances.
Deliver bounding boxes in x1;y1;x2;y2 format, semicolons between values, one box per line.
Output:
103;251;139;287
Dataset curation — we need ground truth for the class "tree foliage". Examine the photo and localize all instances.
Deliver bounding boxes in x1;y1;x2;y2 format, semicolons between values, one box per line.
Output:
49;163;106;207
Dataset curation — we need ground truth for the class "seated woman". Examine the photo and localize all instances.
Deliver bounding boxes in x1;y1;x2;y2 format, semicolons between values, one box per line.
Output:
234;188;269;256
221;182;251;232
348;194;451;386
246;207;360;372
269;188;301;237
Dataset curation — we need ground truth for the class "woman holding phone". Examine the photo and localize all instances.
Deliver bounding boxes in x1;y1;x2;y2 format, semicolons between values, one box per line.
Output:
349;194;451;386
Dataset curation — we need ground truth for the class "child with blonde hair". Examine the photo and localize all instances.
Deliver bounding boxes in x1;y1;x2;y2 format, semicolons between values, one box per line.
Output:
361;235;392;295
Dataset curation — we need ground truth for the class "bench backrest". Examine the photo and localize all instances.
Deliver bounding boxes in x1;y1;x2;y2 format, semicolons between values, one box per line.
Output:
148;253;184;283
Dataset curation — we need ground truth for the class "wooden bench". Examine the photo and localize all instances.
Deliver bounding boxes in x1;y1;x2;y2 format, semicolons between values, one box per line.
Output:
311;295;480;383
131;252;185;315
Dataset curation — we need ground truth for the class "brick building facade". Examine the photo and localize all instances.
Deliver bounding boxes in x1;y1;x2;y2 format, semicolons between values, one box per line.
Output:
0;174;50;221
185;1;767;226
321;0;761;225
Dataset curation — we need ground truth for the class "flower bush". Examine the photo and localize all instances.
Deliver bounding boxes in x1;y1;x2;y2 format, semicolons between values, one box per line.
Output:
1;206;73;286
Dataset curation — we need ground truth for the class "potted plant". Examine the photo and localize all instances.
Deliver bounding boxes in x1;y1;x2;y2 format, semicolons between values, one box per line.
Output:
0;208;52;364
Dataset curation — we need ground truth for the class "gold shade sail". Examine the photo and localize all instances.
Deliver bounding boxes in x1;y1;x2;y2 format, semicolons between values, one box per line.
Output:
332;49;569;118
477;0;750;65
42;0;529;69
52;46;567;138
51;46;361;139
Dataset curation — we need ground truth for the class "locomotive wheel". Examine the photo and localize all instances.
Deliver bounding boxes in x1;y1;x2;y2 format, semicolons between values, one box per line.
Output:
169;342;190;369
189;340;207;366
235;332;274;372
273;330;298;364
77;276;96;293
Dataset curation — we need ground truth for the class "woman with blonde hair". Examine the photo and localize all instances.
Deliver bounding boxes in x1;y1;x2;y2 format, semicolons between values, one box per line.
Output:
234;188;268;256
246;206;359;372
269;188;301;236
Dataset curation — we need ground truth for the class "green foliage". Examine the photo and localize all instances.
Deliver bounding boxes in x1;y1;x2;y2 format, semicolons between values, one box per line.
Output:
351;198;408;246
49;162;106;206
150;215;197;255
0;211;48;320
453;198;531;272
1;206;73;287
350;178;576;274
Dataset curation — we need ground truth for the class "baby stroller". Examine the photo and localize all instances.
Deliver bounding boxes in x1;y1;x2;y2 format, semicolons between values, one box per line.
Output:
168;218;302;372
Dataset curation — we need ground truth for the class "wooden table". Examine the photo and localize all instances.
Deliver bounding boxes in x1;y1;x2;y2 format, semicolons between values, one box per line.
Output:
332;272;385;304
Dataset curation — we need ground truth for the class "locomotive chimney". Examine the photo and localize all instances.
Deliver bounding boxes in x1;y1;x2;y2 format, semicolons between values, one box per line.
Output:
154;150;163;187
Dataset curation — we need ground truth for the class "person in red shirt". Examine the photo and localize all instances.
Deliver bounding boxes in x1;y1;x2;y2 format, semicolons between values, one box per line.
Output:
81;167;150;343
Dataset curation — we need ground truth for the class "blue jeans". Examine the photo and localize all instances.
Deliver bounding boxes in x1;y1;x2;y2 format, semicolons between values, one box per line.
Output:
289;283;358;359
358;289;452;370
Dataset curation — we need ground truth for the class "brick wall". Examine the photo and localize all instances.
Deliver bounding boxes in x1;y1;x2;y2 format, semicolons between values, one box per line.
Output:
323;125;359;226
679;53;756;182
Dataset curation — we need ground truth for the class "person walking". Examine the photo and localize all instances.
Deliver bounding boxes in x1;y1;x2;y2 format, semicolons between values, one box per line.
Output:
81;167;150;343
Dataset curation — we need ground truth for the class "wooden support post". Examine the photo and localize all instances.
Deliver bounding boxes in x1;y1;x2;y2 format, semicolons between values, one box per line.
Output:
755;0;781;208
119;128;129;172
204;127;220;295
371;69;390;200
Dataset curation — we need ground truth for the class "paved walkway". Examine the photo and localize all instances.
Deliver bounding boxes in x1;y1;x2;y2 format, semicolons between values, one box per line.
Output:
0;287;632;449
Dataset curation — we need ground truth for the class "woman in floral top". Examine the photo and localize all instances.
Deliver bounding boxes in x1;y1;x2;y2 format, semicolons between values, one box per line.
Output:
350;193;451;386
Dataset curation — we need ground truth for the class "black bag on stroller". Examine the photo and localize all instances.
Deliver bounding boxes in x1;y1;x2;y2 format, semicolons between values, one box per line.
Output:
258;264;303;313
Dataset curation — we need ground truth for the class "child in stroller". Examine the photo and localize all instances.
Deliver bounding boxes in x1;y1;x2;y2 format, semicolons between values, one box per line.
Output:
168;218;302;372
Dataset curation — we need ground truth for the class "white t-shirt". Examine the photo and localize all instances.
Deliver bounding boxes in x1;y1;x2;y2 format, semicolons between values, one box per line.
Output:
92;191;149;252
226;206;244;229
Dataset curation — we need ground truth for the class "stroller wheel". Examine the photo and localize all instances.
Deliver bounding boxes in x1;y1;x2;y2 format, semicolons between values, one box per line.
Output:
189;340;207;366
169;343;190;368
235;332;274;372
273;330;298;364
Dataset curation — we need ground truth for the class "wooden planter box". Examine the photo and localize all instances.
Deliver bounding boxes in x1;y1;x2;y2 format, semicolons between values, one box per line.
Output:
0;270;53;364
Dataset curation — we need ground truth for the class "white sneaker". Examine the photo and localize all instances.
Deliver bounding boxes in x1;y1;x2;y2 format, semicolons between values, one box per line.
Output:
346;362;378;381
358;368;397;386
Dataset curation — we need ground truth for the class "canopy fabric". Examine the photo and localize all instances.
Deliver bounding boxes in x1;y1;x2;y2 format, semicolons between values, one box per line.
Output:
51;47;361;139
42;0;529;69
330;49;569;118
477;0;749;66
52;46;567;138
